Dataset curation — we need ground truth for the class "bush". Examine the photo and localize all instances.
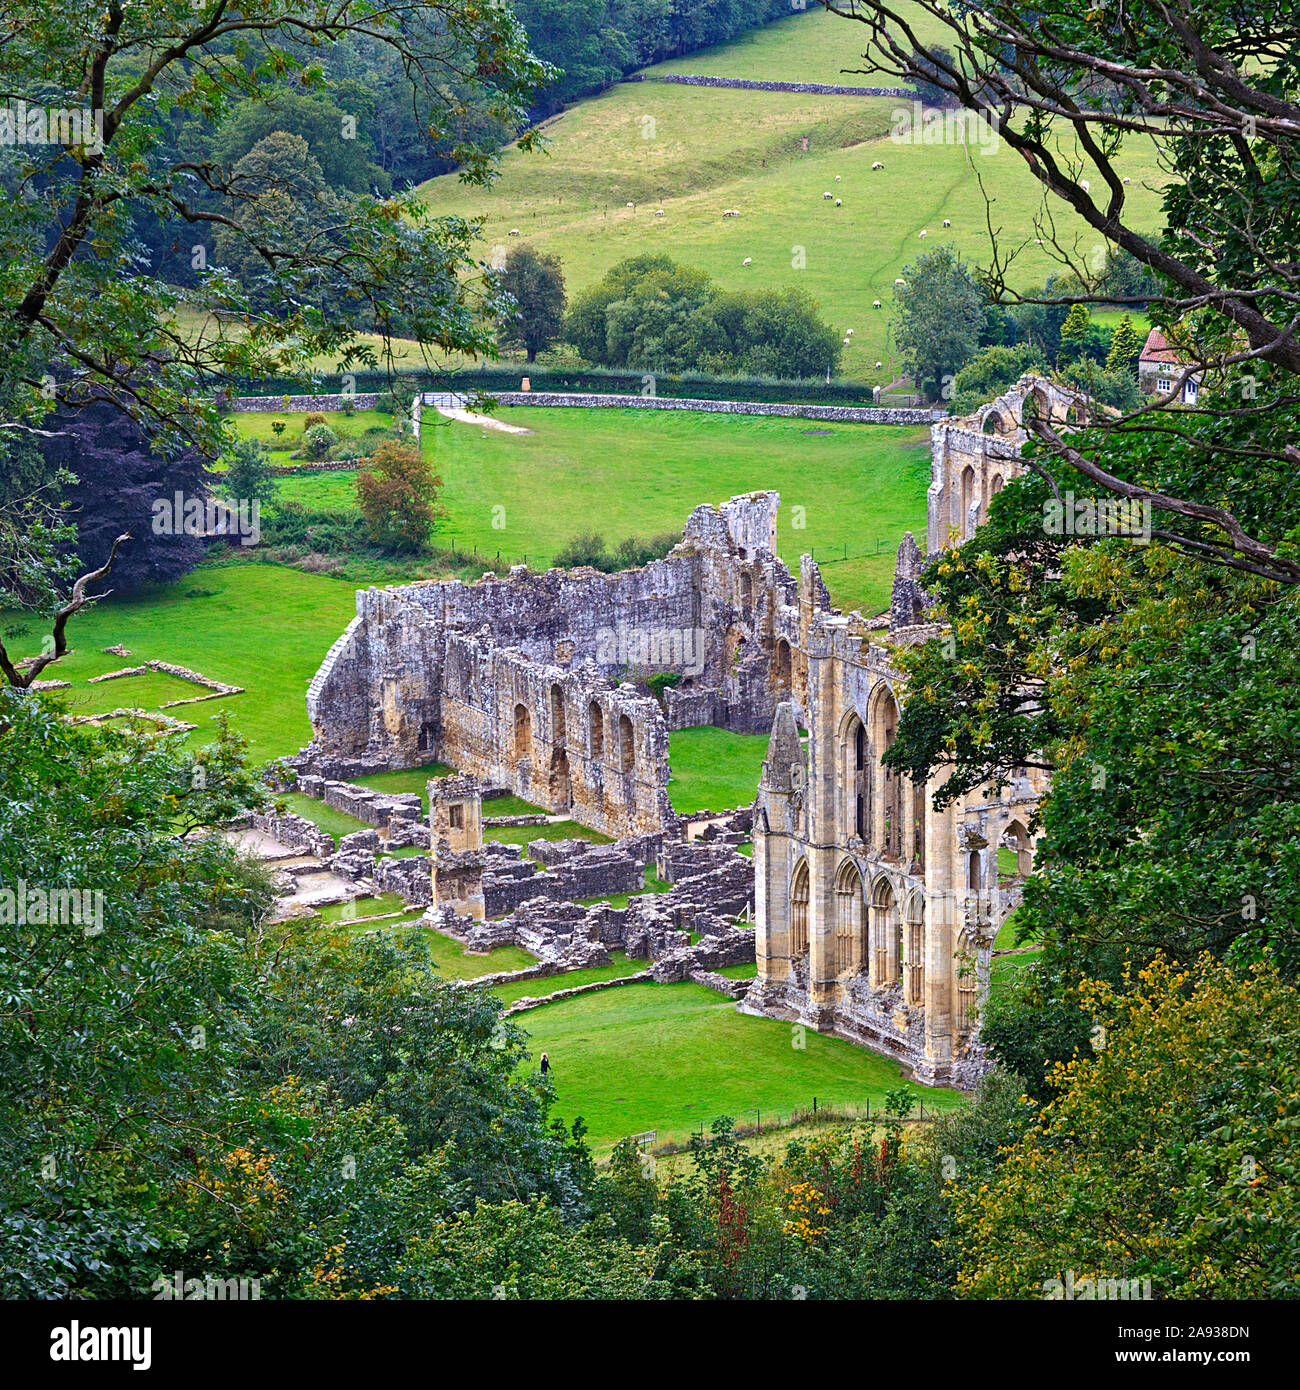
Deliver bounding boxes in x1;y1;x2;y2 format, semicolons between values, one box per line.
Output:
553;531;679;573
948;343;1047;415
303;423;338;459
302;411;329;431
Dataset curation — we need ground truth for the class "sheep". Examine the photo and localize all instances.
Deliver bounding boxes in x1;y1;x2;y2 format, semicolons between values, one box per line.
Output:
894;277;906;286
1122;176;1131;184
843;337;851;346
626;201;635;208
845;328;854;336
508;228;520;237
872;299;882;308
823;191;833;199
835;174;841;182
655;209;665;217
943;218;951;227
1080;179;1090;192
835;198;842;207
872;160;884;170
918;228;927;237
875;361;883;369
742;257;752;266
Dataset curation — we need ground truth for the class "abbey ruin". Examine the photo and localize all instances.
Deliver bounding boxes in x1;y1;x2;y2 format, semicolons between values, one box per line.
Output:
297;491;802;839
298;374;1073;1088
745;376;1073;1086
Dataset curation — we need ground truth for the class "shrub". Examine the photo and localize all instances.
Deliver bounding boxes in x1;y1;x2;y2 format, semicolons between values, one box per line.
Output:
303;423;338;459
356;440;446;551
302;411;329;431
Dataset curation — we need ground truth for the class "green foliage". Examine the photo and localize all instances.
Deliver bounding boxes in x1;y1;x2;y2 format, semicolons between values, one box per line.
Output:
956;956;1300;1299
0;0;550;454
949;342;1047;415
566;256;840;378
303;423;339;459
551;529;679;572
497;244;568;362
892;245;987;401
1104;313;1145;376
1056;303;1091;363
355;441;446;552
222;438;279;509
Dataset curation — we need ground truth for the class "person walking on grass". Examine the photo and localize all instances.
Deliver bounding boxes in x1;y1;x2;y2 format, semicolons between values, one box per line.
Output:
540;1052;550;1080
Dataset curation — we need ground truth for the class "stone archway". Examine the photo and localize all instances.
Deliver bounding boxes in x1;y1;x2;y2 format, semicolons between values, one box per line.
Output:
870;877;901;986
834;859;865;975
791;858;810;957
617;712;635;774
549;747;572;812
513;702;532;761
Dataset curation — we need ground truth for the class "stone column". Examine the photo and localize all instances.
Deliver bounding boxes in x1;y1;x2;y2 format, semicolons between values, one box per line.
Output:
920;779;957;1082
804;632;839;1028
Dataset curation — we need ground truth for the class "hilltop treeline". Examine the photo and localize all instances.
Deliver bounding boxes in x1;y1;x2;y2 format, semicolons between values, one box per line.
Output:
515;0;798;113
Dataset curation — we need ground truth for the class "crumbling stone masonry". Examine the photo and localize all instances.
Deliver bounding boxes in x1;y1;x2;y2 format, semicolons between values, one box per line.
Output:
300;492;805;838
746;377;1071;1088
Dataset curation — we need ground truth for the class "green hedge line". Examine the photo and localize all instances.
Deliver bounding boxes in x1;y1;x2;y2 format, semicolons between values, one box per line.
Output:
214;364;879;406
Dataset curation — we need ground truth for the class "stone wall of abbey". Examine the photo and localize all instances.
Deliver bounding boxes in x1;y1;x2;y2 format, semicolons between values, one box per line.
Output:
745;377;1066;1086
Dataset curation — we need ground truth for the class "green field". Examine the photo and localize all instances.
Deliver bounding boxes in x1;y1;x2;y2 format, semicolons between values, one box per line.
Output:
519;980;962;1151
415;5;1167;383
667;726;770;812
260;405;931;615
490;950;646;1007
25;564;358;764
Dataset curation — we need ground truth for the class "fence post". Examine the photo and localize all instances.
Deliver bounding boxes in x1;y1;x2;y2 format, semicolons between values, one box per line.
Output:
813;1096;817;1117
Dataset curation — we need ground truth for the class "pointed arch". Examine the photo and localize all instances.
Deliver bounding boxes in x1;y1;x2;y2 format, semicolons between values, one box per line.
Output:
840;709;867;841
513;702;532;761
834;859;865;975
955;926;980;1033
869;875;901;986
868;684;904;857
550;684;566;745
790;858;810;957
904;892;925;1004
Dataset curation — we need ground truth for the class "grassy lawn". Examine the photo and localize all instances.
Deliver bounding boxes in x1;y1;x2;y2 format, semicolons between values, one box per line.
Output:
423;926;537;980
228;408;394;458
716;962;758;980
415;8;1167;388
489;950;646;1008
26;564;359;765
350;763;454;810
316;892;409;922
278;792;370;845
518;980;962;1151
483;793;550;818
668;725;770;812
485;820;613;849
260;405;930;616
